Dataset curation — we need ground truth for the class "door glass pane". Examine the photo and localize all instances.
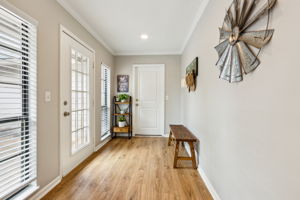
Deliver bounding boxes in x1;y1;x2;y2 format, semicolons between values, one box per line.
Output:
71;49;90;154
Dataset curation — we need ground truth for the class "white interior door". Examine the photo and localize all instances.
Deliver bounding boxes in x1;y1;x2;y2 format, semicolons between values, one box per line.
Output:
60;28;94;176
133;64;165;136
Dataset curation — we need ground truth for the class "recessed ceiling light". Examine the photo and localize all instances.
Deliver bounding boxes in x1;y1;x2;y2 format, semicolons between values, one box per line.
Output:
140;34;148;40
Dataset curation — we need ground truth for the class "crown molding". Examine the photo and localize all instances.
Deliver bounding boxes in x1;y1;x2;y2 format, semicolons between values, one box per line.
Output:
180;0;211;54
57;0;210;56
114;50;181;56
56;0;114;54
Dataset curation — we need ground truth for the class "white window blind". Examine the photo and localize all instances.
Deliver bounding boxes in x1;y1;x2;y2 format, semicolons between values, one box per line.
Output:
101;65;110;139
0;5;37;200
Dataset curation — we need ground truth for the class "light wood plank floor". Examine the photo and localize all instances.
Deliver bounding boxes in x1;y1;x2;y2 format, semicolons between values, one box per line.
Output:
42;137;213;200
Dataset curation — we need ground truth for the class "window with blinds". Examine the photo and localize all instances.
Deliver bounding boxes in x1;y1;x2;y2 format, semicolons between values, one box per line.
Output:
101;65;110;139
0;5;37;200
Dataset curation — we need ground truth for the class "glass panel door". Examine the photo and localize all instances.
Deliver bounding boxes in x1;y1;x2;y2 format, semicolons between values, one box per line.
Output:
71;49;90;154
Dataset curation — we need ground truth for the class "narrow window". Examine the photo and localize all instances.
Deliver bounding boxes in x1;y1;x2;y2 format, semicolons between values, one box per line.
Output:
0;5;37;199
101;64;111;139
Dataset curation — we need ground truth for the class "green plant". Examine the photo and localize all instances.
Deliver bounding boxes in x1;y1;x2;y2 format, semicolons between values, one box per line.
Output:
118;116;126;122
118;94;129;101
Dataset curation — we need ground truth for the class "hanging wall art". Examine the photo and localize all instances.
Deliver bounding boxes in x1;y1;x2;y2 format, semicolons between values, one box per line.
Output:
215;0;277;83
117;75;129;93
185;57;198;92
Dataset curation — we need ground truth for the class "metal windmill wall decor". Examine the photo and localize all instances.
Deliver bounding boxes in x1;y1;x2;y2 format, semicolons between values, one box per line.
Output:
215;0;277;83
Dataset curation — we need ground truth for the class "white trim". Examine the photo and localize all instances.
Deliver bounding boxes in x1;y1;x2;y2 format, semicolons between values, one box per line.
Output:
94;136;111;152
180;0;210;53
184;145;221;200
56;0;114;54
0;0;38;25
11;183;39;200
56;0;211;56
132;64;165;136
28;176;62;200
59;25;96;177
60;25;95;53
114;50;181;56
198;167;221;200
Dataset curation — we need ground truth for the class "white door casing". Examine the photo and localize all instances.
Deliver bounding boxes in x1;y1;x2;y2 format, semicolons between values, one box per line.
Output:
133;64;165;136
60;26;95;176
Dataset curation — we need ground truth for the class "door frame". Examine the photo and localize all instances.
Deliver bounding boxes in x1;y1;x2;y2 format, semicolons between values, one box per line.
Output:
59;25;96;176
132;64;165;136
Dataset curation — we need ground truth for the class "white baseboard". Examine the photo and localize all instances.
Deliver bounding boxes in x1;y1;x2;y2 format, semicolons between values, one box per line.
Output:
94;136;111;152
28;176;62;200
197;167;221;200
184;145;221;200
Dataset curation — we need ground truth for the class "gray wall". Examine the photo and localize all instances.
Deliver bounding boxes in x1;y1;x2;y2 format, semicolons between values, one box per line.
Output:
114;55;181;134
181;0;300;199
7;0;114;190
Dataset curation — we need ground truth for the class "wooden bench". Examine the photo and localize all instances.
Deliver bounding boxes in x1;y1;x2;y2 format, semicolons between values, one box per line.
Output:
168;125;198;169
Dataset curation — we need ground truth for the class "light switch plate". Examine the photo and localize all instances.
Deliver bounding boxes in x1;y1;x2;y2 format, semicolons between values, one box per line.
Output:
165;95;169;101
45;91;51;102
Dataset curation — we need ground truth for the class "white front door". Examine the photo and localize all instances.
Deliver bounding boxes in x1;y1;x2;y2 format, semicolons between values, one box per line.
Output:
60;28;94;176
133;64;165;136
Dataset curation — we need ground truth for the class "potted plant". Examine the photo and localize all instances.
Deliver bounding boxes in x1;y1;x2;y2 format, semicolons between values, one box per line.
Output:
118;94;129;102
118;116;126;127
120;109;125;114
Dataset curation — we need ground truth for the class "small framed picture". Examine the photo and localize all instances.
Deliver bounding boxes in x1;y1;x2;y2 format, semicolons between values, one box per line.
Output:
117;75;129;92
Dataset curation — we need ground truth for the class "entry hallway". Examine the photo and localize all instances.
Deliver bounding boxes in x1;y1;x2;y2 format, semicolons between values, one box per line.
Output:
42;138;213;200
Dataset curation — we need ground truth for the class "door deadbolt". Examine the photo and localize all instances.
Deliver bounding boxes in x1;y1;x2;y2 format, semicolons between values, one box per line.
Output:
64;112;70;117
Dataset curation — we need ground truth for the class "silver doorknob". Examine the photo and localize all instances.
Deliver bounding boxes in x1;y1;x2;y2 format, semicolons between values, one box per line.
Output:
64;112;70;117
135;103;139;106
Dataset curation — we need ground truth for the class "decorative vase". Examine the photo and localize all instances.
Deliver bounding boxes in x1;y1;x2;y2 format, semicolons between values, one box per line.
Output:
118;121;126;127
121;99;126;103
116;97;120;102
120;110;125;114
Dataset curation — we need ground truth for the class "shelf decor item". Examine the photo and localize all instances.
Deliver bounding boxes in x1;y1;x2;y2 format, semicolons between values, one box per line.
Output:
118;116;126;127
118;94;129;102
111;96;132;139
215;0;277;83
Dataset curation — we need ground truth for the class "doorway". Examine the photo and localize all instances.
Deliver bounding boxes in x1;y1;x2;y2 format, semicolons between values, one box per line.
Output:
133;64;165;136
60;26;95;176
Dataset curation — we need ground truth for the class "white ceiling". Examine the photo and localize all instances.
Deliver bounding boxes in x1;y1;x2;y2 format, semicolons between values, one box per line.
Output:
57;0;209;55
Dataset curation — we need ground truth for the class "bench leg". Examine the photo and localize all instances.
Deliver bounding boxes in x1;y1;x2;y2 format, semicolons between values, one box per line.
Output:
189;142;197;169
173;141;180;168
168;131;173;146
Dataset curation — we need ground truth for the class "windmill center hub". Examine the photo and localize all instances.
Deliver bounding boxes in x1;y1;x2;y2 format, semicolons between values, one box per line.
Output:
229;26;240;45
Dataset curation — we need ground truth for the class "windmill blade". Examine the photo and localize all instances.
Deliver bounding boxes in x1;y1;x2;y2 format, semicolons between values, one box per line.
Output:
224;12;233;30
238;0;250;27
219;46;233;81
240;0;257;28
215;39;230;58
230;45;243;82
216;44;231;70
226;8;235;29
241;0;277;32
236;41;260;74
219;28;232;40
239;29;274;49
233;0;241;26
